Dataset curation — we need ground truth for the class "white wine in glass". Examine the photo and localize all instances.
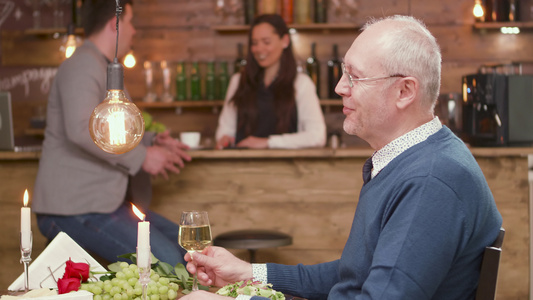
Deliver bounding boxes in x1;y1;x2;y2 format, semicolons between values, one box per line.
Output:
178;211;212;292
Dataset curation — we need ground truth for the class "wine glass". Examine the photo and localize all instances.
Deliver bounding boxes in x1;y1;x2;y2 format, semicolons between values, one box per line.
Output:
178;211;212;292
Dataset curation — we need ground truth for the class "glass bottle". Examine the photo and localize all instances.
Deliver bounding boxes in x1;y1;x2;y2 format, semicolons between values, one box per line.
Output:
294;0;311;24
314;0;327;23
306;42;320;98
205;61;216;100
234;43;247;74
190;61;201;100
281;0;294;24
244;0;256;25
327;44;341;99
217;61;229;100
175;61;187;101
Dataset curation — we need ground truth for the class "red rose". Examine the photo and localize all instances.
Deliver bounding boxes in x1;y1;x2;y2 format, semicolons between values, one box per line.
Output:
57;277;81;294
63;259;90;282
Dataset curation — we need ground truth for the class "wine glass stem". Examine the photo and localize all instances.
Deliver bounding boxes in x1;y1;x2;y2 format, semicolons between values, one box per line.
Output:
142;283;148;300
192;272;199;291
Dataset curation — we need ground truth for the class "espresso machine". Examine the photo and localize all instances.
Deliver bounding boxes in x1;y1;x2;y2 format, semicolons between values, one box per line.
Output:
461;73;533;146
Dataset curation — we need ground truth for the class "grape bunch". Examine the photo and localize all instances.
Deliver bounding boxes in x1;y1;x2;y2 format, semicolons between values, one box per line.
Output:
79;262;180;300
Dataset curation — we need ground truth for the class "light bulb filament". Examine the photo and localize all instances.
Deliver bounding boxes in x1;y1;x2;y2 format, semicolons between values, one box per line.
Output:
109;108;127;145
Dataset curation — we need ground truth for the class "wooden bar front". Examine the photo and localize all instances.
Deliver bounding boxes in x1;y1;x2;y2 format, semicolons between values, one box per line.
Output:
0;147;530;299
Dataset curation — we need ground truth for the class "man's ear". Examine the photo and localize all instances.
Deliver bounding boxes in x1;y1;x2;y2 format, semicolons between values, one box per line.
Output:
106;16;118;33
396;77;418;110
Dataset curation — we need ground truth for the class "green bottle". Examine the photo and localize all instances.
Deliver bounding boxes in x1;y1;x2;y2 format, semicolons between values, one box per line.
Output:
205;61;216;100
189;61;201;100
175;61;187;101
217;61;229;100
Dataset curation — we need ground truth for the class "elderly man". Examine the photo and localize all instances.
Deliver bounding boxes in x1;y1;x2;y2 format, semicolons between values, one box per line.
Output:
181;15;502;300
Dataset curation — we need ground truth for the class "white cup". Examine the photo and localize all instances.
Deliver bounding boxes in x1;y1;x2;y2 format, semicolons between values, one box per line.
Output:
180;132;201;149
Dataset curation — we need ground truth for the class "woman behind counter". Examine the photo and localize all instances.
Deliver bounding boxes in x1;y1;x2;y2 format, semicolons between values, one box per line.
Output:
215;14;327;149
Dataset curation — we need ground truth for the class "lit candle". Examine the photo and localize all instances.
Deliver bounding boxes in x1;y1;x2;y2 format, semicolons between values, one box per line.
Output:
21;189;31;249
132;204;150;268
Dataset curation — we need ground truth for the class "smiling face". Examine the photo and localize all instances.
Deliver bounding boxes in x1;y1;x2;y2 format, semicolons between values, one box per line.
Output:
250;22;289;71
334;22;401;148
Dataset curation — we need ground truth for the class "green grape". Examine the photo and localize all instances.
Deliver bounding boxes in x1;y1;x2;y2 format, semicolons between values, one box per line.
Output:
80;284;90;291
110;286;121;296
94;295;103;300
150;294;160;300
113;294;122;300
150;273;160;282
92;285;103;295
129;264;138;271
119;262;130;269
160;295;168;300
104;283;113;293
116;271;126;280
158;277;170;286
133;286;142;296
128;277;138;286
158;285;169;295
123;268;135;279
103;295;112;300
168;282;179;291
167;289;177;300
96;281;105;288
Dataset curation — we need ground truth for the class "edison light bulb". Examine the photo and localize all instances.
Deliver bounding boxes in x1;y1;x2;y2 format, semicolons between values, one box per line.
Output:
89;60;144;154
124;51;136;68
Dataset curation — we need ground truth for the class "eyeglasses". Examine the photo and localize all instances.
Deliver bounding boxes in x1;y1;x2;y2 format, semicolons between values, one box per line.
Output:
341;63;407;88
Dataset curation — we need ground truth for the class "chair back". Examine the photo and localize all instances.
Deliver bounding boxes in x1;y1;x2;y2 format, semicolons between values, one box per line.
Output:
475;228;505;300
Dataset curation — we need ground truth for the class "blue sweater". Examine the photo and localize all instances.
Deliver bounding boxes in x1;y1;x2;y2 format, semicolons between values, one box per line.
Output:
254;127;502;300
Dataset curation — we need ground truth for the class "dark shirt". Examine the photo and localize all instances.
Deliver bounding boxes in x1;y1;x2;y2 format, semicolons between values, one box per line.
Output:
236;83;297;144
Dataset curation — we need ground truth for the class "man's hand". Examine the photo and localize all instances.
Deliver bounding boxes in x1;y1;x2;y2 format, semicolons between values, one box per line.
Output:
142;145;185;179
154;130;192;161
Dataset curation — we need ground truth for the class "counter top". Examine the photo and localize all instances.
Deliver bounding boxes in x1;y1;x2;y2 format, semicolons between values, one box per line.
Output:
2;147;533;161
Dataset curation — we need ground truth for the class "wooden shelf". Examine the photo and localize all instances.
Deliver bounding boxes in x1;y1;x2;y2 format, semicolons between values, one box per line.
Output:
134;99;342;109
23;27;84;36
473;21;533;29
213;23;358;33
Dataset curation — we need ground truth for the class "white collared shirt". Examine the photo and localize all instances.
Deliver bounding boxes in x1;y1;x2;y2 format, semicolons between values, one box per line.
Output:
371;117;442;178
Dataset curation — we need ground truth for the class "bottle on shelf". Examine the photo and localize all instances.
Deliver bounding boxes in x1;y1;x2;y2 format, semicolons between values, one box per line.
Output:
175;61;187;101
306;42;320;98
244;0;256;25
160;60;173;103
314;0;327;23
258;0;278;14
217;61;229;100
234;43;247;74
327;44;342;99
294;0;312;24
205;61;216;100
143;61;157;103
190;61;201;100
281;0;294;24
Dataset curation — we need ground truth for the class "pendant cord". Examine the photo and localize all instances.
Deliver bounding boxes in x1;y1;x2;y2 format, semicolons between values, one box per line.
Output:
114;0;122;62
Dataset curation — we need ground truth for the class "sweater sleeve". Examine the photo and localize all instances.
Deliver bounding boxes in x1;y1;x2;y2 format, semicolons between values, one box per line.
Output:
265;261;340;300
267;73;327;149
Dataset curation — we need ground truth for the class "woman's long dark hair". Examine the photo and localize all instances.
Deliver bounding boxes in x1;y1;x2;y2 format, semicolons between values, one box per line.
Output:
231;14;297;137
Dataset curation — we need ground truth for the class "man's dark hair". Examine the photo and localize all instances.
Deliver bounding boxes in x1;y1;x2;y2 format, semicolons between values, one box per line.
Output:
82;0;133;37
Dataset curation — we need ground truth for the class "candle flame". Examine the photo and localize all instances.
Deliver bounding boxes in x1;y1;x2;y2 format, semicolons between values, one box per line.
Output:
23;189;29;207
132;203;145;221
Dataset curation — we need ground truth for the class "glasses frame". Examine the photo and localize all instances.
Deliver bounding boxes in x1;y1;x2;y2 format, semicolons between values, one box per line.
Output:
341;63;407;88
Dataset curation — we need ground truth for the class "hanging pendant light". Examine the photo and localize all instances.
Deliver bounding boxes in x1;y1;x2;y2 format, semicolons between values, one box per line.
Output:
88;0;144;154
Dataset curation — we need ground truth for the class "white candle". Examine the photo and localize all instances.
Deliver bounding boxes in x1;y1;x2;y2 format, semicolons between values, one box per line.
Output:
21;189;31;249
132;204;151;268
137;220;150;268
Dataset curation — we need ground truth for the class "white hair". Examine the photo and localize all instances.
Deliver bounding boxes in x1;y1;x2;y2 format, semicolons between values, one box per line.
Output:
363;15;442;110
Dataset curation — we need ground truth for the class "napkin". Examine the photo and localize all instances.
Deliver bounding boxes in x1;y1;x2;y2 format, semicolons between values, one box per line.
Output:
8;232;107;291
0;289;92;299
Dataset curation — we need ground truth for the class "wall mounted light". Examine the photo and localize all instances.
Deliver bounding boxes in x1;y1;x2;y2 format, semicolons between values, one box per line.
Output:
88;0;144;154
124;50;136;68
473;0;485;22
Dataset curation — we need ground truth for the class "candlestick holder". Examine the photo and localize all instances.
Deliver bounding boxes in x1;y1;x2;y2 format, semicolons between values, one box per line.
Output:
137;246;151;300
20;232;33;292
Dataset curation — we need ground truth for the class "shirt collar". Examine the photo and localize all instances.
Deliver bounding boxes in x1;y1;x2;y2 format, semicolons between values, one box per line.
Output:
371;117;442;178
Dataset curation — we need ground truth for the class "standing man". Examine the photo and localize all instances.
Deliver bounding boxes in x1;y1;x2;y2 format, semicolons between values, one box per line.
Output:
33;0;190;267
181;15;502;299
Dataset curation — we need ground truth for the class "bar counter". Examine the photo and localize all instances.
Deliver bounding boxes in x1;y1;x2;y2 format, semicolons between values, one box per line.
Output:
0;147;531;299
